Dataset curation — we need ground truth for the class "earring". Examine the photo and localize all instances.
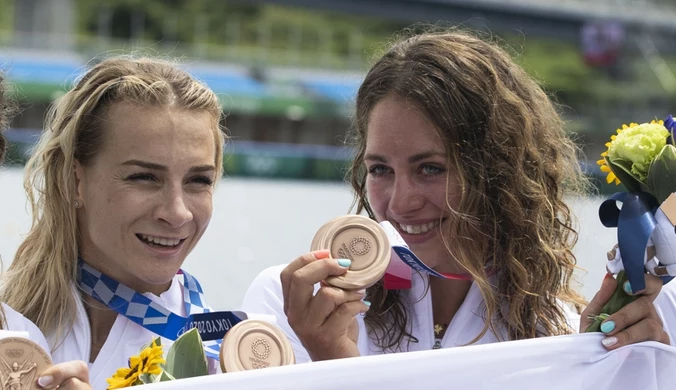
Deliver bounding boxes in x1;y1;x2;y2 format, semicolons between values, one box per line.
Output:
74;200;80;208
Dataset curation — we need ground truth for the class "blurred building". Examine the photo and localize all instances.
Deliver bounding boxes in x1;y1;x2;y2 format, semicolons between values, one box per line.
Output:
1;0;676;184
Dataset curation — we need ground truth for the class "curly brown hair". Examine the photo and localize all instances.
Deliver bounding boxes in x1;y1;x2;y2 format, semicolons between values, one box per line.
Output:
348;28;588;350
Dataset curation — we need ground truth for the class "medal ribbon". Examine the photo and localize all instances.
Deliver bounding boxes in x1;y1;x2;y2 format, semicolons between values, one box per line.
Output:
77;260;246;360
379;222;480;290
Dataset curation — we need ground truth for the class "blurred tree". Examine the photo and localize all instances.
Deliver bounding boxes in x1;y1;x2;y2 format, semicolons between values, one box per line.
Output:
48;0;676;140
76;0;259;43
73;0;402;66
0;0;15;31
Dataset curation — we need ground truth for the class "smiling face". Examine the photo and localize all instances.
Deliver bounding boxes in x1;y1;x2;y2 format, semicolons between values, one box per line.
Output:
364;95;462;273
74;102;218;294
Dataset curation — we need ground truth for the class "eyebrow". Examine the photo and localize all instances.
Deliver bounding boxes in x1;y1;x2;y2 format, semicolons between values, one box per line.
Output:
364;151;445;164
121;160;216;173
189;165;216;173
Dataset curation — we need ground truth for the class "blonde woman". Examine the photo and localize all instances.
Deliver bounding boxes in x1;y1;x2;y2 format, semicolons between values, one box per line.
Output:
1;73;91;389
242;29;669;363
0;58;226;389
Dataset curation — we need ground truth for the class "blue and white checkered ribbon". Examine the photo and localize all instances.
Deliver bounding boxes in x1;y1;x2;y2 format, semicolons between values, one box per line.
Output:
78;260;246;360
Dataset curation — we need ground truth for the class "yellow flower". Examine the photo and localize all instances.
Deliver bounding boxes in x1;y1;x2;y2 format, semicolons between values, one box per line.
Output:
598;157;620;185
596;123;631;185
107;340;166;389
597;120;669;185
106;367;140;389
133;340;165;375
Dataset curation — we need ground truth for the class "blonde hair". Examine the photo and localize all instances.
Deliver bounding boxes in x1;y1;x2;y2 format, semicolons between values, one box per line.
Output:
350;29;587;350
1;57;225;343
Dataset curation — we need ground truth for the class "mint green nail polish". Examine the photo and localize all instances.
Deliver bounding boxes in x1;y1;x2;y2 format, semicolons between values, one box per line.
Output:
623;281;632;294
337;259;352;267
363;300;371;307
601;320;616;334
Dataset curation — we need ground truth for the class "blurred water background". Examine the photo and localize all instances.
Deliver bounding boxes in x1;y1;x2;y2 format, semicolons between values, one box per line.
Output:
0;167;614;309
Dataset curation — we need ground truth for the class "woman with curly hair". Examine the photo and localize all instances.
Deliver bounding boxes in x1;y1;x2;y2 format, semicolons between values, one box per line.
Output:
242;29;669;362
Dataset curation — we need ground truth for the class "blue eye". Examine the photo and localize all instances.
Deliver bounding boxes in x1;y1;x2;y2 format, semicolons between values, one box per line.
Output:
368;165;390;176
421;164;445;176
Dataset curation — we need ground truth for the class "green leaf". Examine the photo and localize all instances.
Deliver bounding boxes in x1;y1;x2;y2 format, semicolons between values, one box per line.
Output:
647;145;676;204
165;328;208;379
607;157;644;192
153;371;176;383
138;373;153;384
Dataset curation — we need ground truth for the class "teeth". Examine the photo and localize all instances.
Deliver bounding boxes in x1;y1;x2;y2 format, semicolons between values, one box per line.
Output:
398;221;439;235
139;234;181;247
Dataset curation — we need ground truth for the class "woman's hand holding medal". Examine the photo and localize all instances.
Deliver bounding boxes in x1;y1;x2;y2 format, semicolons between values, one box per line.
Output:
0;337;91;390
280;250;367;362
280;215;390;361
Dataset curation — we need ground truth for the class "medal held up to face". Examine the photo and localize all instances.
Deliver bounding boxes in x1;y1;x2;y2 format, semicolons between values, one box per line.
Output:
219;320;295;373
0;337;52;390
311;215;392;290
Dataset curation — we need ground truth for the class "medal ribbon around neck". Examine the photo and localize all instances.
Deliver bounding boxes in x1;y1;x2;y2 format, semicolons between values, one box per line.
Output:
77;259;246;360
380;221;487;289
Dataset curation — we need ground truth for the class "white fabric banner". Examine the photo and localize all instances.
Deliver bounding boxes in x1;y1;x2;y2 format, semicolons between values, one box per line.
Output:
139;333;676;390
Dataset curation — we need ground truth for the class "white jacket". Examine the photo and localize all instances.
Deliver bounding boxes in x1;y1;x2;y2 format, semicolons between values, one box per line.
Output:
0;302;50;354
241;264;582;362
49;276;219;390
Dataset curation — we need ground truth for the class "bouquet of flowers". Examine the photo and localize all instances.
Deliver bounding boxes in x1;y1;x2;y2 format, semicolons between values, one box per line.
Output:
587;116;676;332
106;329;208;388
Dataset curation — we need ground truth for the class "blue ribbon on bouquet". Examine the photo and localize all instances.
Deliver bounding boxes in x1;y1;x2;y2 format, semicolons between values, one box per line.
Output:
599;192;673;292
77;260;246;360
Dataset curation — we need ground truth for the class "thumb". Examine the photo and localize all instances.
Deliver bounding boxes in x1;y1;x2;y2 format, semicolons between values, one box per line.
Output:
579;273;616;331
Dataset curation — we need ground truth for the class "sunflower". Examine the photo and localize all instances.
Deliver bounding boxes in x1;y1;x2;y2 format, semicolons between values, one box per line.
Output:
596;123;636;185
107;340;166;389
106;366;140;389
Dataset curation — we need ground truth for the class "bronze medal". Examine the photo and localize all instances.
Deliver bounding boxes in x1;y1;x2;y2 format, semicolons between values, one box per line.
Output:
311;215;391;290
219;320;295;373
0;337;52;390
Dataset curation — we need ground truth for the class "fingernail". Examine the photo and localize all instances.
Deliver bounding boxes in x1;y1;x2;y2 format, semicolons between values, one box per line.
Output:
337;259;352;268
600;320;616;334
38;376;53;388
313;250;331;259
356;289;366;295
602;336;618;347
362;300;371;307
623;281;632;294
